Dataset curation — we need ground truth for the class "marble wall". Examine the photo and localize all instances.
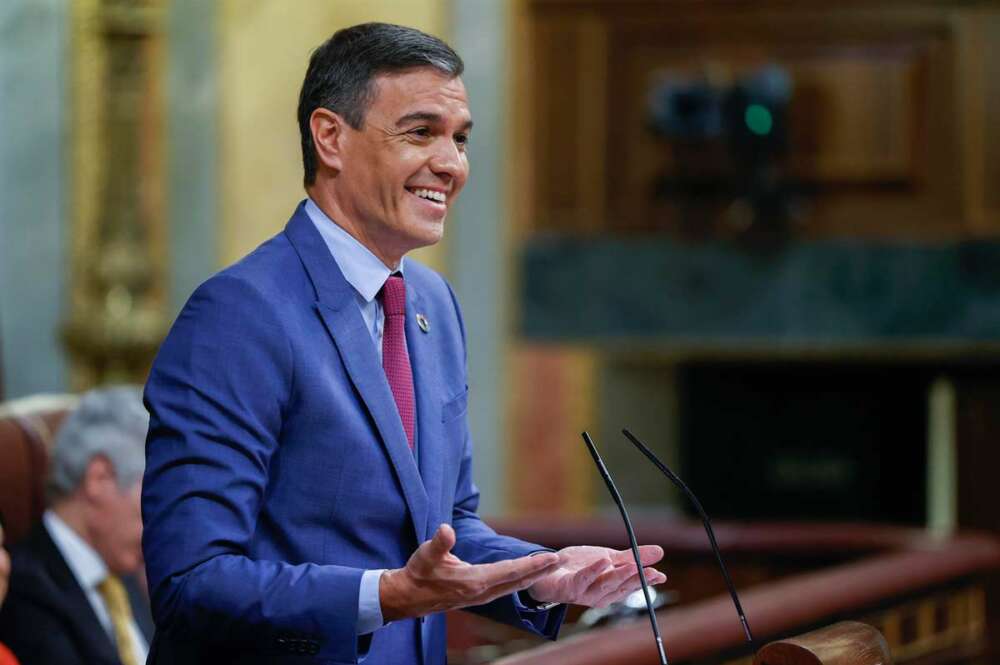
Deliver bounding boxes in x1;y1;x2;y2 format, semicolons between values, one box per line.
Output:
0;0;68;398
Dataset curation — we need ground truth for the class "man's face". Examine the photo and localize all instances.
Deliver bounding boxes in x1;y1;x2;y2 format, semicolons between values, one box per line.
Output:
332;67;471;264
90;475;144;576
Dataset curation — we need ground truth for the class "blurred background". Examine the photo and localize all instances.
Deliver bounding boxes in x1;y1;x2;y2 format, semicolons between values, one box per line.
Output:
2;0;1000;662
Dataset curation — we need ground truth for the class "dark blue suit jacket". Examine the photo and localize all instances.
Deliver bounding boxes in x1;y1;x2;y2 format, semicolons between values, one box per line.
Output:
141;204;564;664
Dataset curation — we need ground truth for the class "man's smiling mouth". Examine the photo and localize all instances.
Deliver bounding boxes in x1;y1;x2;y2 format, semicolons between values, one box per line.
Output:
406;187;447;205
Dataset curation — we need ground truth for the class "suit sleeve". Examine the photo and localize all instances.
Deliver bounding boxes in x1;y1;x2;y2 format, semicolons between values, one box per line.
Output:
142;275;366;663
441;281;567;639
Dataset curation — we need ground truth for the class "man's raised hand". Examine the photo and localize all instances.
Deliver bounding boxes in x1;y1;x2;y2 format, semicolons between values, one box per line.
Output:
379;524;560;622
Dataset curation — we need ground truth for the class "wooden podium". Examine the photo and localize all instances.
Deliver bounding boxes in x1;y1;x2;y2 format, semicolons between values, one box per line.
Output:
754;622;892;665
480;519;998;665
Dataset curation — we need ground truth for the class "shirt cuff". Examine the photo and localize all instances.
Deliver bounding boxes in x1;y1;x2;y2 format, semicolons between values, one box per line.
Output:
357;569;387;635
515;589;560;612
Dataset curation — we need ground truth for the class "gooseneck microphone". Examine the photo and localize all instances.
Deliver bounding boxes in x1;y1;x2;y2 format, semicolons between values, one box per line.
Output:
582;431;669;665
621;428;754;647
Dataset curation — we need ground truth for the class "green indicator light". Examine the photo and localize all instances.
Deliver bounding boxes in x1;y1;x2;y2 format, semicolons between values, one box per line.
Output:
745;104;773;136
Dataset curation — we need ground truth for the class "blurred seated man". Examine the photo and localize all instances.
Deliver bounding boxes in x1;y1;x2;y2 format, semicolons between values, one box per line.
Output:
0;386;154;665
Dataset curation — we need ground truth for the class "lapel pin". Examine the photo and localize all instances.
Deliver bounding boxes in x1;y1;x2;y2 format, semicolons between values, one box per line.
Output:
416;313;430;333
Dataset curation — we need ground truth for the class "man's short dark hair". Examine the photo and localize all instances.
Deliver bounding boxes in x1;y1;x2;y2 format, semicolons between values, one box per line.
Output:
297;22;464;186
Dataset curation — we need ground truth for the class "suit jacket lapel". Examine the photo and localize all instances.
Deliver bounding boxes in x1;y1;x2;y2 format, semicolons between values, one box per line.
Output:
285;204;429;543
406;284;446;541
31;525;120;664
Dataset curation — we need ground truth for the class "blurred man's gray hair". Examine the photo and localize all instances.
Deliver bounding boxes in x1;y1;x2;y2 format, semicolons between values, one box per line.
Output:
47;385;149;501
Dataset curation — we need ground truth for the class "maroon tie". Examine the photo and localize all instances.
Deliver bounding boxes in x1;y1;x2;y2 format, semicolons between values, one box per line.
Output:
379;274;415;449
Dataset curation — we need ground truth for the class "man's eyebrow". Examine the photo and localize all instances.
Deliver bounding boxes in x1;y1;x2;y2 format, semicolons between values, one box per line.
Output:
395;111;473;131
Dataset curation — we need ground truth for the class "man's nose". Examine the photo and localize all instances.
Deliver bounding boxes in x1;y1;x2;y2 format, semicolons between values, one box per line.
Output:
429;139;466;181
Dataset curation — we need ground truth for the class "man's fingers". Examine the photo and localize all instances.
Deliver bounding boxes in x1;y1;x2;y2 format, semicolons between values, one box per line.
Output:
592;574;636;608
575;557;609;588
423;523;457;560
611;545;664;567
586;560;640;598
593;567;666;608
586;564;664;607
471;552;559;588
638;566;667;587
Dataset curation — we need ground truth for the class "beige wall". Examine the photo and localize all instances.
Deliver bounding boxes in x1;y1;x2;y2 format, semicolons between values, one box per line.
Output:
218;0;451;271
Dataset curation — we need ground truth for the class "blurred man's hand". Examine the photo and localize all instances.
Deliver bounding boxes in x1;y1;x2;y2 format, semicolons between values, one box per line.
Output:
527;545;666;608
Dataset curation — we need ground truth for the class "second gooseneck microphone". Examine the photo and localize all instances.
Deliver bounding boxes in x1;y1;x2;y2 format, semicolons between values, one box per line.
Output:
621;427;754;647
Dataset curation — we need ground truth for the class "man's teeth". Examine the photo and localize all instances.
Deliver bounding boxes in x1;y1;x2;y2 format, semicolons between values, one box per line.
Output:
411;188;446;203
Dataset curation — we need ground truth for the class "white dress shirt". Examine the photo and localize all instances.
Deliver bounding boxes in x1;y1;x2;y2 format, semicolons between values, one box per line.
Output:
43;510;149;664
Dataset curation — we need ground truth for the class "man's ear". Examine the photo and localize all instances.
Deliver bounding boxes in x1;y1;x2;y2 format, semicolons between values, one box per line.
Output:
311;108;347;173
81;455;116;502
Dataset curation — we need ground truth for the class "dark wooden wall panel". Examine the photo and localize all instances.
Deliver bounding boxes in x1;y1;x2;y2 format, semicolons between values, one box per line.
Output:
523;1;999;239
956;379;1000;660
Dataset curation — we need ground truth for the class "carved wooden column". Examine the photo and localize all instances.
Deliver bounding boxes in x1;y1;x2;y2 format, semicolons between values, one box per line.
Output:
63;0;168;389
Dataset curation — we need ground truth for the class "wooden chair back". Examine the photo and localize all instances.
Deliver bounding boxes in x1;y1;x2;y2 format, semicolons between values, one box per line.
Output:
0;395;76;545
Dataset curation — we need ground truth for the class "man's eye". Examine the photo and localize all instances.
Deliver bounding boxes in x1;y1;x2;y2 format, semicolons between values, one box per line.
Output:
455;133;469;148
410;127;432;138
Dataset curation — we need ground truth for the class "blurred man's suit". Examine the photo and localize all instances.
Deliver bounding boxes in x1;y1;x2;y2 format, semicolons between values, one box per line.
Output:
0;521;153;665
141;203;564;664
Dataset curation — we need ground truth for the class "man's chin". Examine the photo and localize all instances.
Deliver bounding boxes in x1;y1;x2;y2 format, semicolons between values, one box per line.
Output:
109;553;143;576
407;220;447;250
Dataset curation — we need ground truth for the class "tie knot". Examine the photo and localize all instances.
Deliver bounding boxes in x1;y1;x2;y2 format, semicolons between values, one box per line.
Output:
97;575;128;606
380;274;406;316
98;575;124;596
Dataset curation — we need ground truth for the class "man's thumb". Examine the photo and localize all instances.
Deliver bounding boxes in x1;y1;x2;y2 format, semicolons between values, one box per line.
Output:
425;523;456;558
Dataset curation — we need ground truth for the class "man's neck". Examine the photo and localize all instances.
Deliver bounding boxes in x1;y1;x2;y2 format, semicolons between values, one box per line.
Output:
50;499;97;552
305;185;403;271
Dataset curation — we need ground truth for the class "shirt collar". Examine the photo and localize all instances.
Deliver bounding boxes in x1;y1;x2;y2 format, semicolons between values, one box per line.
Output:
304;198;404;303
43;509;108;590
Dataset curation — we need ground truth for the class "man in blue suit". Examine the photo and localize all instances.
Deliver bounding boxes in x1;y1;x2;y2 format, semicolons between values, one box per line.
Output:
141;22;665;664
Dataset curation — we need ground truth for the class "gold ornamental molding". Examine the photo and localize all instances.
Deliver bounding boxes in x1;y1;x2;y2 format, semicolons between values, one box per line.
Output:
63;0;168;389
